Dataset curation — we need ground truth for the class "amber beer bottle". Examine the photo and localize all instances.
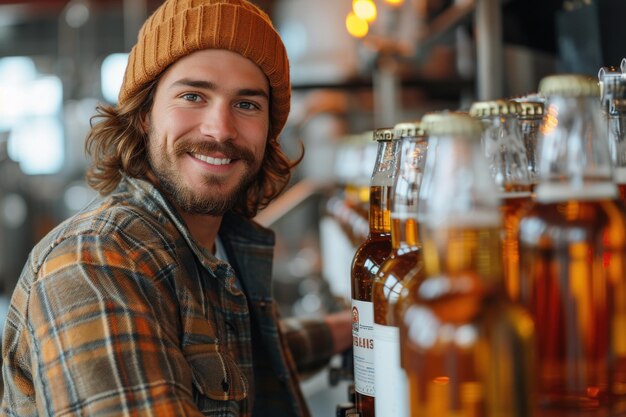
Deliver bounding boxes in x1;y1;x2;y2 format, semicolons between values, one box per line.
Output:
401;112;535;417
393;114;447;364
518;74;626;412
599;60;626;203
469;100;532;302
372;121;427;417
351;127;399;417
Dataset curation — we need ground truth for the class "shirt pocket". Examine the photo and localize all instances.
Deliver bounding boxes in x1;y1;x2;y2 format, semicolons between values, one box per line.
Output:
183;343;248;401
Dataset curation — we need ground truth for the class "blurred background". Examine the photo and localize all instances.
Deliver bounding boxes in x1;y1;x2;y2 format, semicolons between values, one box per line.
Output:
0;0;624;414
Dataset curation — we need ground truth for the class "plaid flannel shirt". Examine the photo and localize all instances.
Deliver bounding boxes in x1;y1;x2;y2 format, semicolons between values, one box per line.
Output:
1;176;334;416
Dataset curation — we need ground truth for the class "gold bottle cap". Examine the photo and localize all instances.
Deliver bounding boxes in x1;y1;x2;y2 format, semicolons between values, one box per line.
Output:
518;101;545;119
469;100;521;118
393;121;425;139
539;74;600;97
421;111;483;137
373;127;394;142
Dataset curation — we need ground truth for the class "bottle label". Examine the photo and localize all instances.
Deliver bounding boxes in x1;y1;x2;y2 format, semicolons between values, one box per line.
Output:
374;323;409;417
352;299;375;396
535;182;618;203
616;167;626;183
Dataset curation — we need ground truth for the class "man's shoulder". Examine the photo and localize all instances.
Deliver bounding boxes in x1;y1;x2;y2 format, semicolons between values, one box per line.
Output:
28;193;179;277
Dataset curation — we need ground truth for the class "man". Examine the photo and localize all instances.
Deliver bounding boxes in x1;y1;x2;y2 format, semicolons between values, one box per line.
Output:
0;0;352;415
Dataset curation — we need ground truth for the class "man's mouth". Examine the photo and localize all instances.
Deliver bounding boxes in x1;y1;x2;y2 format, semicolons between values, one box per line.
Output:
191;153;232;165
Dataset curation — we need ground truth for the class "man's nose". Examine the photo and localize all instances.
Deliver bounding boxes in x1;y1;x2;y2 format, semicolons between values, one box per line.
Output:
199;102;237;142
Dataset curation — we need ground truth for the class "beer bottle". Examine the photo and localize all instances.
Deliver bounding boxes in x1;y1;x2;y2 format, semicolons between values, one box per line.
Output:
599;60;626;203
351;127;399;417
518;74;626;411
372;121;427;417
469;100;533;302
393;114;447;360
402;112;535;417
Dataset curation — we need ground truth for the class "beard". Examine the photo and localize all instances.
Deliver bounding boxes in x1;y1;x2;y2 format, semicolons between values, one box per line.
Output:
147;135;262;216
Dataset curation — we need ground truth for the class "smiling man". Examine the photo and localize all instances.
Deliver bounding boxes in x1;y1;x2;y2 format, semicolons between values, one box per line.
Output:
0;1;351;416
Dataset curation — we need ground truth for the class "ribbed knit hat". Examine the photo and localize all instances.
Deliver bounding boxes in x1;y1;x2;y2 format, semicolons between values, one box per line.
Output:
119;0;290;142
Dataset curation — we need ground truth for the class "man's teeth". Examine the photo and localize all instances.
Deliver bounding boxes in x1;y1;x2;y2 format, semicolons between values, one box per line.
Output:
193;153;232;165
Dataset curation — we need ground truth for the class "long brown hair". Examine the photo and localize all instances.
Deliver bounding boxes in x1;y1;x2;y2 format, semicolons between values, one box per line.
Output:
85;79;302;218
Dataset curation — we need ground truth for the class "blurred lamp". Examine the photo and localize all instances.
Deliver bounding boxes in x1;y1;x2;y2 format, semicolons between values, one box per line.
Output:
346;11;369;38
353;0;377;22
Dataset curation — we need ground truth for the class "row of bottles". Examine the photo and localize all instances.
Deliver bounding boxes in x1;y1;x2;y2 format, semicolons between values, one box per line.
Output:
347;64;626;417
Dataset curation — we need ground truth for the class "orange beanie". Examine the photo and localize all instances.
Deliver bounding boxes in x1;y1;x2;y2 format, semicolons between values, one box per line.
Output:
118;0;290;142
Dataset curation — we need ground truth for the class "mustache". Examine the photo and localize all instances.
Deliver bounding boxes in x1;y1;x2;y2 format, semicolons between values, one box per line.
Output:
174;139;256;163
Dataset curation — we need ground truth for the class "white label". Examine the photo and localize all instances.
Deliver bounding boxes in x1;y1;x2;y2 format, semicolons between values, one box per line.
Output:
616;167;626;183
535;182;618;203
352;299;375;396
374;323;409;417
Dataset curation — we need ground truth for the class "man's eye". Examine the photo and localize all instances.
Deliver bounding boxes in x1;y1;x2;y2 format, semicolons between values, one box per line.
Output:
181;93;200;102
237;101;259;110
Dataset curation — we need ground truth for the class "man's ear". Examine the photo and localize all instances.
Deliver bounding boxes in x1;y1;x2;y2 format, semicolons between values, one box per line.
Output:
140;111;150;135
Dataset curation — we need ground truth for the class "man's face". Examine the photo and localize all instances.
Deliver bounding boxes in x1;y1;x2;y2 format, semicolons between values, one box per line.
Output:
145;49;270;216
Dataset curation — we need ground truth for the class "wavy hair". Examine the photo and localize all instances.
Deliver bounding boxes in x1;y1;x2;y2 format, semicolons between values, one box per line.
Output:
85;79;302;218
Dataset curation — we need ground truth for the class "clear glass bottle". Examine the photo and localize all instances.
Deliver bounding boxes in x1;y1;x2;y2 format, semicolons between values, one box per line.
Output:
351;127;399;417
469;100;533;302
401;112;535;417
518;74;626;412
599;60;626;203
372;121;427;417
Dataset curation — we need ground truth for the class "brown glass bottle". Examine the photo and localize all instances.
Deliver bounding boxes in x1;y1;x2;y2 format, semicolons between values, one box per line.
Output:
519;74;626;413
351;128;399;417
401;112;535;417
372;122;427;417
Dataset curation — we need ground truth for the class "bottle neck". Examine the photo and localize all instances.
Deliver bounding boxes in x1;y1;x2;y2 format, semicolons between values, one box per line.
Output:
482;115;531;189
390;137;427;246
535;95;617;203
369;139;400;235
518;117;542;182
418;135;500;227
369;185;391;234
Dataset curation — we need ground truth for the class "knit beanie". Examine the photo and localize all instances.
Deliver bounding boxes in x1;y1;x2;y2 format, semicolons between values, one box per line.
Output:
118;0;290;142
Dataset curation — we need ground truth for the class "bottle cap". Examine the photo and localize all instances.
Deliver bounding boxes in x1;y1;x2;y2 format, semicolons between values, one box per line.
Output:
469;100;521;118
422;111;483;137
373;127;395;142
517;101;545;119
393;121;425;139
539;74;600;97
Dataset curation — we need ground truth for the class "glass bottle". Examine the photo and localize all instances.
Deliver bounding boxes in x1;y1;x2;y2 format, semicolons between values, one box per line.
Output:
351;127;399;417
401;112;535;417
372;121;427;417
469;100;533;302
518;74;626;412
599;60;626;203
